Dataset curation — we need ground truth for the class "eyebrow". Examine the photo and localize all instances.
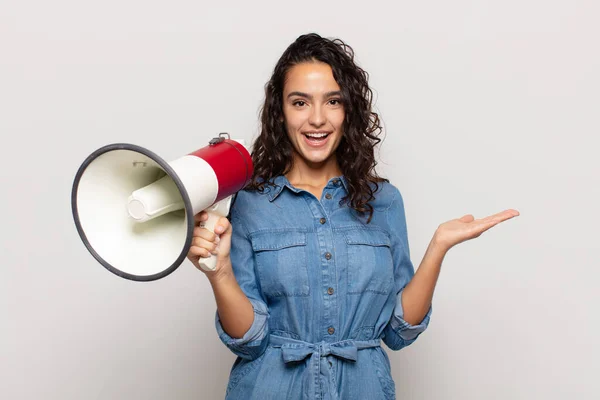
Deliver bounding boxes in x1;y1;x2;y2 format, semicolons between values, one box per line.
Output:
286;91;342;99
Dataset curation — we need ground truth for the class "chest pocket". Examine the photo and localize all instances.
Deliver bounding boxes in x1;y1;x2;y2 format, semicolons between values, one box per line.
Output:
344;229;394;295
251;231;310;298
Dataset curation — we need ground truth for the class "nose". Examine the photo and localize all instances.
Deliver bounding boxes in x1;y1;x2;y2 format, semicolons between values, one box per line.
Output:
308;104;326;128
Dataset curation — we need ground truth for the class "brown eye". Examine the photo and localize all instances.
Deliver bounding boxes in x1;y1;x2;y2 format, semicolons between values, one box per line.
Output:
329;99;342;106
293;100;306;107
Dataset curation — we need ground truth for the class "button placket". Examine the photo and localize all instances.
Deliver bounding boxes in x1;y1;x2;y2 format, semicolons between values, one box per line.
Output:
304;195;337;343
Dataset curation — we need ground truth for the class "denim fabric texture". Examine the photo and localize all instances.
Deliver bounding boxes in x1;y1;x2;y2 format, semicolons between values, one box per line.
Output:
215;175;432;400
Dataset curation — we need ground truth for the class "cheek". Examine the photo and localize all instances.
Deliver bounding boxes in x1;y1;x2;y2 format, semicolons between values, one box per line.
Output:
333;111;345;132
284;120;298;136
284;113;304;133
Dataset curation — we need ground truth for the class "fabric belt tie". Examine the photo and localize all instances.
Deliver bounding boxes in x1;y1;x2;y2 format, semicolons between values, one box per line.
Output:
270;334;381;400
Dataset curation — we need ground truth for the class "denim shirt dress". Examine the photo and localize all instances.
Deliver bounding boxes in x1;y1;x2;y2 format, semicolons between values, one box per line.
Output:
215;175;432;400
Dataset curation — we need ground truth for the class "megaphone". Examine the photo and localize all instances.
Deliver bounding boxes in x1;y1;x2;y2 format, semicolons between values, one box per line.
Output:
71;133;253;281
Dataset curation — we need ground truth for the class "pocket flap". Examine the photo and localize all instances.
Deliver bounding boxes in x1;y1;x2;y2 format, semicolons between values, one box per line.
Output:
251;231;307;251
344;229;391;247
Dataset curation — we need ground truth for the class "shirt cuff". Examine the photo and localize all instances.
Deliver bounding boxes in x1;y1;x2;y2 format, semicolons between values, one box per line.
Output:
215;298;269;359
389;288;432;341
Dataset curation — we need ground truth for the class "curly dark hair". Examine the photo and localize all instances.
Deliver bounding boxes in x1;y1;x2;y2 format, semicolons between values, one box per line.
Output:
247;33;388;223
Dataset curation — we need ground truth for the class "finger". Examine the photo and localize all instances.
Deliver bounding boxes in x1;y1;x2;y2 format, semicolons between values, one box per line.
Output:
189;245;211;258
193;226;218;242
214;217;231;235
192;236;218;252
475;210;518;233
481;209;519;223
458;214;475;223
194;211;208;223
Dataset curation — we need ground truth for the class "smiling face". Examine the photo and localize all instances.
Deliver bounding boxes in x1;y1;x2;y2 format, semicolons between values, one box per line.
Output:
282;62;345;172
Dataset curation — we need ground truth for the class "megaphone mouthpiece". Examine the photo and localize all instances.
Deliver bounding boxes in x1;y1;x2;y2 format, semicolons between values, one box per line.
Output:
126;175;184;222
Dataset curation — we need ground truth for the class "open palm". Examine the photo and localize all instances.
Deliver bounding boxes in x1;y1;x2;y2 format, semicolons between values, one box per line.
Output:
434;209;520;252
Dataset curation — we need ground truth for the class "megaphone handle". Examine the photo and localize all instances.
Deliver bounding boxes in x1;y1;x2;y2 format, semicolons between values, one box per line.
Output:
197;211;222;272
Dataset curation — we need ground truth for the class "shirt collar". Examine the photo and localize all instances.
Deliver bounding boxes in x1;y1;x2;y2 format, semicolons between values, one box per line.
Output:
267;175;348;202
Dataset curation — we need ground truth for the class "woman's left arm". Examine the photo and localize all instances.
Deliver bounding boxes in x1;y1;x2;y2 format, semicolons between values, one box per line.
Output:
401;209;520;325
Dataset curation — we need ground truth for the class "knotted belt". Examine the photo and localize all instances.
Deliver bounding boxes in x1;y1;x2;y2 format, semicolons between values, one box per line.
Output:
270;334;381;400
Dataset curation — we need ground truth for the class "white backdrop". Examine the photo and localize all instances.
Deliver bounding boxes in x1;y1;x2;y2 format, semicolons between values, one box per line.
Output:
1;1;598;399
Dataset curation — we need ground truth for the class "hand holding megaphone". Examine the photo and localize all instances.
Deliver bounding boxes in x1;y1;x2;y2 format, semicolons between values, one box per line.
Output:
187;211;232;276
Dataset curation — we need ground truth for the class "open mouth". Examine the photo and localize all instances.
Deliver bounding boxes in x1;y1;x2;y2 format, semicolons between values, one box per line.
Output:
303;132;331;144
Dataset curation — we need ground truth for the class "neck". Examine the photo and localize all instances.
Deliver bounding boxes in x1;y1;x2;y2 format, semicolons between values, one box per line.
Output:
285;154;342;187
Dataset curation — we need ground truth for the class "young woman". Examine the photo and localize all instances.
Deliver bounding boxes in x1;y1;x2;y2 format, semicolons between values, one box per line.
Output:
187;33;519;400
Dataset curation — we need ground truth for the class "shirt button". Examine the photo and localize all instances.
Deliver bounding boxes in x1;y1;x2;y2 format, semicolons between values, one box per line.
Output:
325;252;332;260
319;217;326;224
332;179;340;186
325;193;332;200
327;287;334;295
328;327;335;335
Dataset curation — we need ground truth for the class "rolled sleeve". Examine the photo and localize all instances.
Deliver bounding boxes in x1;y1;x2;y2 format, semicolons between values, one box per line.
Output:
215;298;270;360
389;288;432;340
214;205;270;360
383;186;432;351
383;290;432;350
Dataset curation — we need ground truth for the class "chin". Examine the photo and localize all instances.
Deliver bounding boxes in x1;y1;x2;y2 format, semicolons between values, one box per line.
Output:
299;152;335;165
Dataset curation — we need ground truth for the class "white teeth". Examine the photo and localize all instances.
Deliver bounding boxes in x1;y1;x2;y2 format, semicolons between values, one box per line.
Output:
305;133;329;138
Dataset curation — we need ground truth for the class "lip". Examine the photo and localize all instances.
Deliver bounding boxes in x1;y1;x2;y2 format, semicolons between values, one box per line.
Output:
302;132;331;148
302;131;333;135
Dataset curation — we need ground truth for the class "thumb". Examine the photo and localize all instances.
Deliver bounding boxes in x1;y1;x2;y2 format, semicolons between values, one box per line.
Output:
212;217;232;260
213;216;232;237
459;214;475;223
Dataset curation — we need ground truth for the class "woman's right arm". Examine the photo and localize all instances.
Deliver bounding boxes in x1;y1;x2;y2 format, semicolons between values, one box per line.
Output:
188;211;270;359
207;262;254;339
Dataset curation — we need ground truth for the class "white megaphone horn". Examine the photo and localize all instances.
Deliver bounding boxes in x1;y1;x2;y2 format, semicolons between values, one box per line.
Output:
71;133;253;281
